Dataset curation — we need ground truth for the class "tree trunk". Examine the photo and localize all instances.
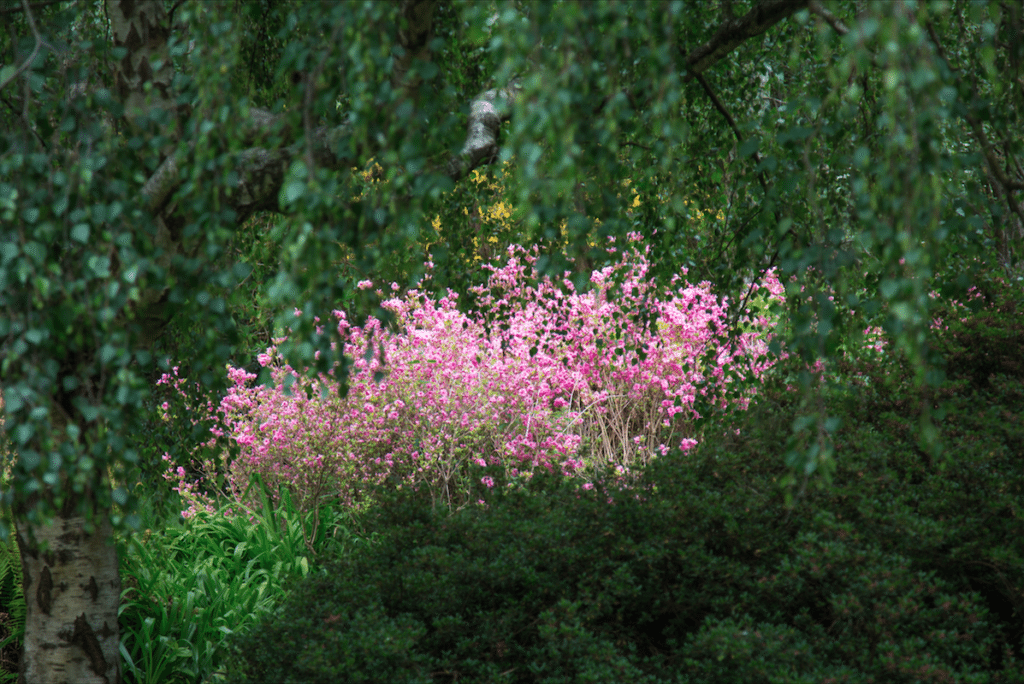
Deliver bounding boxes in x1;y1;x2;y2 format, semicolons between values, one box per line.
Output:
15;511;120;684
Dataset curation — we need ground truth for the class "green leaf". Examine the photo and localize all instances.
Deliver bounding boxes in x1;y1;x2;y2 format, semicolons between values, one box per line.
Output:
3;389;23;413
0;242;17;265
23;241;45;264
281;180;305;206
99;344;117;364
14;424;34;446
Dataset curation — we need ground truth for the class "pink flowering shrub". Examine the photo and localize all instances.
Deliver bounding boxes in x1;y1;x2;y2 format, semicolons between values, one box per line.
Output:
155;367;228;519
170;237;784;513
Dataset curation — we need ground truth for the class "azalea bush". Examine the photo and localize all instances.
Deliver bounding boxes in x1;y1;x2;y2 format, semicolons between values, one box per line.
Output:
168;237;784;514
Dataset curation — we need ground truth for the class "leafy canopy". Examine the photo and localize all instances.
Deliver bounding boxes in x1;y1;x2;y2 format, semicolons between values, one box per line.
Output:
1;0;1022;528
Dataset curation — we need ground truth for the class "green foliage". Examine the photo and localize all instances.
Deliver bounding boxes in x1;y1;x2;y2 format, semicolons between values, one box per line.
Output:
930;278;1024;392
225;298;1024;683
433;0;501;109
0;535;24;683
236;0;293;108
0;87;160;526
0;9;246;530
117;480;370;684
2;0;1022;680
3;0;1023;529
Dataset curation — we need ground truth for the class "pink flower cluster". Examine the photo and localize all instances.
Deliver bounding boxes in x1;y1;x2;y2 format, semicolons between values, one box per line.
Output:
156;366;224;519
173;239;784;512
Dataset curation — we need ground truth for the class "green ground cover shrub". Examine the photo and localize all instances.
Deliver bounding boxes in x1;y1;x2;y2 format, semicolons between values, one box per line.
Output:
223;285;1024;683
116;482;375;684
1;472;377;684
0;405;21;684
0;535;22;683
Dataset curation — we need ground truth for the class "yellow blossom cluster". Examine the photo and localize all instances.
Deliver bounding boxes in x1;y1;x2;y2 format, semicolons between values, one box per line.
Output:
341;158;723;275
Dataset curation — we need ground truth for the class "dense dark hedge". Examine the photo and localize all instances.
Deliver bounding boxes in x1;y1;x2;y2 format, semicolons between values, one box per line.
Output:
225;288;1024;683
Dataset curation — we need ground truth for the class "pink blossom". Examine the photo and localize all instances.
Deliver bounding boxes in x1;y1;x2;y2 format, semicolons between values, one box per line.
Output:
160;241;784;514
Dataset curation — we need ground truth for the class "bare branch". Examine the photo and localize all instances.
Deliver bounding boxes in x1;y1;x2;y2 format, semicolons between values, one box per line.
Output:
683;0;807;79
693;70;772;198
0;0;62;15
808;1;849;36
142;120;358;217
0;0;57;92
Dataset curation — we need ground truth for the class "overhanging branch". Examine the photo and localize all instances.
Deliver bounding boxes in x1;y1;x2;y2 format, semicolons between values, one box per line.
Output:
0;0;63;15
808;1;849;36
682;0;807;79
693;71;773;194
141;116;358;217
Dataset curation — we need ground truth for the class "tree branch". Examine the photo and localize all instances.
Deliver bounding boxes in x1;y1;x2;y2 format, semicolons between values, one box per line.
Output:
926;19;1024;227
808;0;849;36
966;114;1024;217
692;70;773;198
682;0;807;79
141;118;358;217
139;105;297;212
446;80;522;181
0;0;57;93
107;0;180;136
925;21;961;70
0;0;62;15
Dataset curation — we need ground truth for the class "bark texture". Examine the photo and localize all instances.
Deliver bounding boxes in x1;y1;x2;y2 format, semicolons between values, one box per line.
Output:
16;516;120;684
107;0;179;133
446;81;522;181
393;0;439;94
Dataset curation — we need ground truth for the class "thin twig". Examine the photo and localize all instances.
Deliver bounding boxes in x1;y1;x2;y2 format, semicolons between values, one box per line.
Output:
0;0;62;15
925;21;960;71
808;0;849;36
620;141;653;151
692;70;773;199
0;0;55;92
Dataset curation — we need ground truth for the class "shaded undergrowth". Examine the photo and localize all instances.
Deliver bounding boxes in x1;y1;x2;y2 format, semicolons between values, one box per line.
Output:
224;284;1024;683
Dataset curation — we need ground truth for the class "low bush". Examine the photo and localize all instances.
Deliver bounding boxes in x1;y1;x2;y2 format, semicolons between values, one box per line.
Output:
224;286;1024;683
171;239;782;517
0;535;22;683
118;483;372;684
